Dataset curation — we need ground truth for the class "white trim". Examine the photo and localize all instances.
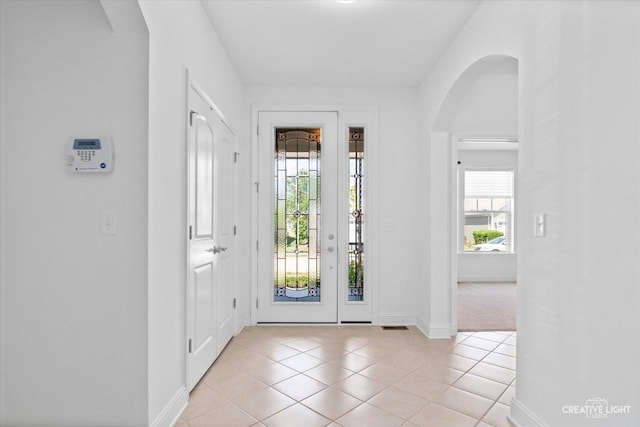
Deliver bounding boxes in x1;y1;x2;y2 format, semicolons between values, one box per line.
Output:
452;132;519;336
509;398;549;427
241;314;251;329
183;69;192;396
458;275;517;282
338;109;379;323
416;315;428;335
378;313;416;326
250;104;379;325
416;316;456;339
250;106;259;326
149;386;188;427
455;133;518;144
457;142;519;151
427;323;454;339
189;78;236;136
449;132;458;335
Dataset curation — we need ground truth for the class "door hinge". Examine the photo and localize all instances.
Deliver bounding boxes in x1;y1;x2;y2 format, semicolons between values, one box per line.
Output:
256;298;259;309
189;225;192;240
255;182;259;193
234;152;240;163
233;298;236;308
256;240;259;250
188;338;193;353
189;110;198;126
233;225;237;236
257;124;260;136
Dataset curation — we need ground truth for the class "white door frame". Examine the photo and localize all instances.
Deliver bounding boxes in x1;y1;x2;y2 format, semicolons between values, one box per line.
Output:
250;105;379;325
450;133;518;335
185;72;237;390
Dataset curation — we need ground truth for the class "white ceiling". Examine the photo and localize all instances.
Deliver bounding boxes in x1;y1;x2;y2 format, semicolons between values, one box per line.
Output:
201;0;481;87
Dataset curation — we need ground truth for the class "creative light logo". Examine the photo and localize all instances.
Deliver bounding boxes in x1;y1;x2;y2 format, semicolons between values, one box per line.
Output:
562;397;631;419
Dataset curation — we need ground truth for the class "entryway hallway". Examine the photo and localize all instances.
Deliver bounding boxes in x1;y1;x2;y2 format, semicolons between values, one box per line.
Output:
178;326;516;426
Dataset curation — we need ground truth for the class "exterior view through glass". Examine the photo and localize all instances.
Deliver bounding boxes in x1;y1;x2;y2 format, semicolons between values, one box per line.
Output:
348;127;364;301
273;128;321;301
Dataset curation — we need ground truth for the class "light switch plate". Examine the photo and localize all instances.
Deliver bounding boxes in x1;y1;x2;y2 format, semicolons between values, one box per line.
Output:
101;211;117;235
534;213;546;237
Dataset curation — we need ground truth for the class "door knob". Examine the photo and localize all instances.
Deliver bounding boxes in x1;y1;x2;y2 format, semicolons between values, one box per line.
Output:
213;245;228;254
327;246;335;253
206;245;228;254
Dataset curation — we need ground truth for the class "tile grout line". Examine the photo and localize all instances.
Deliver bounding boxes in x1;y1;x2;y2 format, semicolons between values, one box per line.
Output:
183;327;516;427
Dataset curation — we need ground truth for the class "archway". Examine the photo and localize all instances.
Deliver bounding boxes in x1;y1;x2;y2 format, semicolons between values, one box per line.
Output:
432;54;519;333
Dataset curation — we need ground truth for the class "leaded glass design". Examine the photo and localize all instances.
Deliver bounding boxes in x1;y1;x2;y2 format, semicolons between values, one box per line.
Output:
348;127;364;301
274;128;321;302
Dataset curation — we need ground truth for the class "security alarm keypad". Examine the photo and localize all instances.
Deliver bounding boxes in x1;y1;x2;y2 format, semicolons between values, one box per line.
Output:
66;138;114;173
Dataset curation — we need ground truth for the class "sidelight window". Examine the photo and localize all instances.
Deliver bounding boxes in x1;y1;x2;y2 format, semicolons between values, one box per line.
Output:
348;127;365;301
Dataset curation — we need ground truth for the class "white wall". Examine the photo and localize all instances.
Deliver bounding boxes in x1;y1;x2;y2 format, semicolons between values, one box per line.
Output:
139;1;246;424
419;1;640;425
457;254;516;283
516;2;640;425
438;60;519;283
450;72;518;134
246;87;421;323
0;1;149;425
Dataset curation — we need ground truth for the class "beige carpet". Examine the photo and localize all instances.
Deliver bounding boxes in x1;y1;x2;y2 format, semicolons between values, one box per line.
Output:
457;282;516;331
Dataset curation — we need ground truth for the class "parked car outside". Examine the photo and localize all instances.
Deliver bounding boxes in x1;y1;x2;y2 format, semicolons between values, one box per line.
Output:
474;236;506;252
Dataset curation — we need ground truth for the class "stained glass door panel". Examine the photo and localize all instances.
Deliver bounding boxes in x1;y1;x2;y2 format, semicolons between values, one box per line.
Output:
274;129;321;301
348;127;365;301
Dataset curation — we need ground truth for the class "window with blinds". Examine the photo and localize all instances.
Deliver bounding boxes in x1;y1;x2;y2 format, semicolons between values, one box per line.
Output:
463;169;514;252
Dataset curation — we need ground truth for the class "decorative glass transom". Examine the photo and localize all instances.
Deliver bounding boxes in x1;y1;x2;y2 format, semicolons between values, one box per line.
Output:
348;127;364;301
273;128;321;302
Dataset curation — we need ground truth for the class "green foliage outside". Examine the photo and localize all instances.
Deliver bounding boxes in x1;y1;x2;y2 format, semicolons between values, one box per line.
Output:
472;230;504;245
348;260;363;288
285;174;309;248
349;261;356;287
285;274;309;287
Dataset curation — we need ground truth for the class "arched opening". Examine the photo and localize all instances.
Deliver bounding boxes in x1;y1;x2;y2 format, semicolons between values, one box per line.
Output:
432;54;519;333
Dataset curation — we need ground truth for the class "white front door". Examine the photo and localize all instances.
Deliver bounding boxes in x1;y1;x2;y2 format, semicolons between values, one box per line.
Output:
186;81;236;391
257;112;339;323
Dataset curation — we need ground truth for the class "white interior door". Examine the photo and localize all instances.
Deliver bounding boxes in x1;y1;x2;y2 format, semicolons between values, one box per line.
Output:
257;112;338;323
214;117;236;354
186;81;236;391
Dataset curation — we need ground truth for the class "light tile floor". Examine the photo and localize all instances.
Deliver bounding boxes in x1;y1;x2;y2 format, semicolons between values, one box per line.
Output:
177;326;516;427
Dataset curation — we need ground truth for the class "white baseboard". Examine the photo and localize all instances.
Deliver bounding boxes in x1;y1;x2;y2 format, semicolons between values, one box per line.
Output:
426;323;454;339
416;315;429;336
242;313;251;327
150;386;188;427
378;313;416;326
230;314;249;338
509;398;548;427
234;313;250;335
416;316;454;339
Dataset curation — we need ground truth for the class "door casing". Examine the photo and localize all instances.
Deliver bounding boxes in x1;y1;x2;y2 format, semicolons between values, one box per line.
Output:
185;74;237;391
251;105;379;324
